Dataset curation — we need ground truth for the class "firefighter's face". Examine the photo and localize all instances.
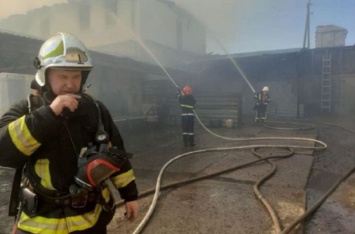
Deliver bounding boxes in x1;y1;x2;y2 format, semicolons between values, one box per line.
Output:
48;69;82;95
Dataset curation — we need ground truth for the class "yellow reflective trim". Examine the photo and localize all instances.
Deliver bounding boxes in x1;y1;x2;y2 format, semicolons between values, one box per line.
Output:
101;186;111;202
18;204;103;233
8;116;41;156
111;169;135;188
43;40;64;60
65;205;102;231
34;159;55;190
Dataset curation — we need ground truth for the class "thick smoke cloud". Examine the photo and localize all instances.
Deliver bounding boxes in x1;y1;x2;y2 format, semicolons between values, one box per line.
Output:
0;0;354;53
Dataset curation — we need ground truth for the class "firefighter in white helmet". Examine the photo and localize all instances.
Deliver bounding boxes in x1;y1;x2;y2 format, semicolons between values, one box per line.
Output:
0;32;139;233
254;86;270;123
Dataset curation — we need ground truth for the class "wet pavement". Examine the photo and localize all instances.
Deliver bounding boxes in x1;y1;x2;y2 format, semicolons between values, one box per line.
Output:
0;117;354;234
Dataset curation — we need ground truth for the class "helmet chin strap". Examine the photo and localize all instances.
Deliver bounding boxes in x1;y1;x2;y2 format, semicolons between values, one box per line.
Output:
81;70;90;88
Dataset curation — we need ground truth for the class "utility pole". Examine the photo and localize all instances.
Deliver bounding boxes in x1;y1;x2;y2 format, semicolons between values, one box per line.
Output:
303;0;311;48
299;0;311;118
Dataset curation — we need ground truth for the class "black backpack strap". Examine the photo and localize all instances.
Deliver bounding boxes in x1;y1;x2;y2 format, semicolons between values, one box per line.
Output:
27;94;43;113
81;93;110;145
94;102;110;145
9;95;42;216
8;168;23;216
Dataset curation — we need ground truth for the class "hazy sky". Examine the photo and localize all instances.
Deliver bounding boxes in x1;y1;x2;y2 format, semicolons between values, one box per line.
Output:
0;0;354;54
179;0;355;53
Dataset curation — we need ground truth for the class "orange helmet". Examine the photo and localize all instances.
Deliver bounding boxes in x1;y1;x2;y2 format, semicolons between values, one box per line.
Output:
183;85;192;95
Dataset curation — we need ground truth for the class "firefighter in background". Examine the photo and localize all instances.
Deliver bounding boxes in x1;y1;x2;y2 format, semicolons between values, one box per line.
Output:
177;85;196;147
0;32;138;234
254;86;270;123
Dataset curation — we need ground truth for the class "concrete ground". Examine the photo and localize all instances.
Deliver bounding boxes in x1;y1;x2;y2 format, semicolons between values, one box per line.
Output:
107;116;355;234
0;116;354;234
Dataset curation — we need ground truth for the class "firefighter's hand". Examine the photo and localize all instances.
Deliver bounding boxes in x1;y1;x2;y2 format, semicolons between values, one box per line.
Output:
124;200;139;222
50;94;81;116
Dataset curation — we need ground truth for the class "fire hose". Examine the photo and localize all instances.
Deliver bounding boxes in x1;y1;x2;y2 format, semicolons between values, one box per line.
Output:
115;110;332;234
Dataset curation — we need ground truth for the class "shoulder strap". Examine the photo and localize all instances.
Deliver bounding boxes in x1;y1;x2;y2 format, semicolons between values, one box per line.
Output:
94;102;110;144
27;94;43;113
8;167;23;216
9;94;43;217
82;93;110;144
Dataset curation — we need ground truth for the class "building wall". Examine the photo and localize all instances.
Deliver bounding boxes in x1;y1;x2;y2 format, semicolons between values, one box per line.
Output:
241;81;299;119
2;32;355;120
140;0;205;54
0;32;161;119
0;68;146;120
0;73;33;116
331;74;355;116
188;47;355;120
0;0;206;70
299;47;355;117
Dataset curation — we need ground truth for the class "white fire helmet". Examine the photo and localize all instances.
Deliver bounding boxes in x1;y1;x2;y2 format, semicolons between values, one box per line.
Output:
262;86;269;92
34;32;93;87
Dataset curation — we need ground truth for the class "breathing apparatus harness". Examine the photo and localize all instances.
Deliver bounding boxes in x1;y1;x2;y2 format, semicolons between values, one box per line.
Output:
9;93;131;218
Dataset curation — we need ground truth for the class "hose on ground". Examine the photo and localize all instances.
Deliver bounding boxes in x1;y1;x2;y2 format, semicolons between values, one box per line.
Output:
251;147;295;233
280;163;355;234
126;113;335;234
193;110;327;152
130;144;316;234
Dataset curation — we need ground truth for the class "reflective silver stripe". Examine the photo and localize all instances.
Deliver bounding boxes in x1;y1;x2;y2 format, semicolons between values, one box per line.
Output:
18;188;111;233
18;204;103;233
180;104;194;109
181;113;194;116
8;116;41;156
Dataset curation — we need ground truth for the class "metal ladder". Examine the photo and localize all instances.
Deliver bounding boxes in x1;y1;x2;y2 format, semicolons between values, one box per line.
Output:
320;53;332;113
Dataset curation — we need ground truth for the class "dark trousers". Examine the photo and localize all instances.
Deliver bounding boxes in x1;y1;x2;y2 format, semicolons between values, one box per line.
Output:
181;115;195;146
255;104;267;122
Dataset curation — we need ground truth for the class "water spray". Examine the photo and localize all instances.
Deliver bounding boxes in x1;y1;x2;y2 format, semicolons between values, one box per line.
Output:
107;10;180;90
170;0;256;93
